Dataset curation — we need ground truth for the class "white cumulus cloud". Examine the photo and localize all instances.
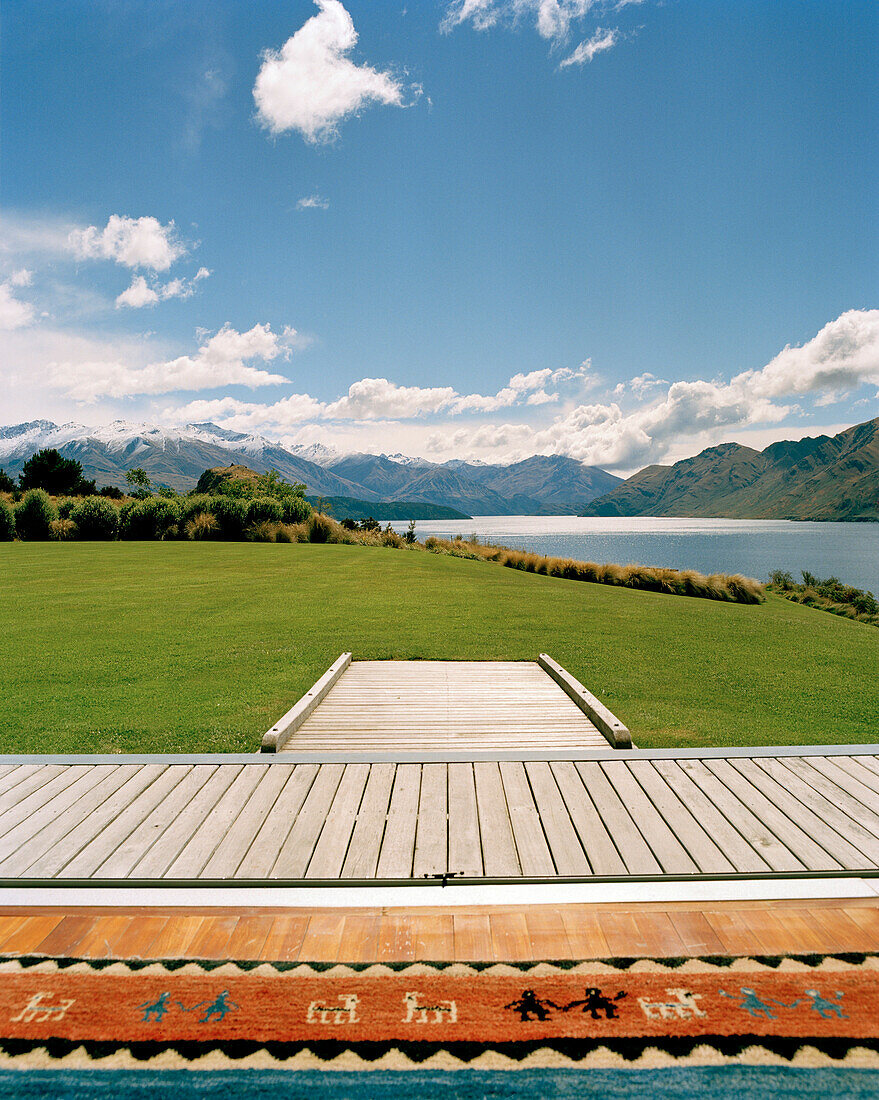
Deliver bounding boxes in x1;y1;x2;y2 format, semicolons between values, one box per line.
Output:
115;267;211;309
734;309;879;400
69;215;186;271
254;0;414;144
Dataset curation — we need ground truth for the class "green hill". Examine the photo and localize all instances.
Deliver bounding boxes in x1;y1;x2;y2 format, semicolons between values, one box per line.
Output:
2;542;876;753
582;417;879;520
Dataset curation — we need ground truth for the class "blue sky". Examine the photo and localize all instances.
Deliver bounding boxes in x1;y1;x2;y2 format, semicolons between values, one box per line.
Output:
1;0;877;470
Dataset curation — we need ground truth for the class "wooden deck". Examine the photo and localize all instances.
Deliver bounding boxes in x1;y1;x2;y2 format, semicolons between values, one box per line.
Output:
2;750;878;884
272;660;615;753
1;899;877;961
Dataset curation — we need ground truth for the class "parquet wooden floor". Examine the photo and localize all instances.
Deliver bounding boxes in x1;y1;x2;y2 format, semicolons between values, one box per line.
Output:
1;899;876;961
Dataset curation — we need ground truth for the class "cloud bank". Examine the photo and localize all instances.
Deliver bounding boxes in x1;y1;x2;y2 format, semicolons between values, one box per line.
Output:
49;322;298;401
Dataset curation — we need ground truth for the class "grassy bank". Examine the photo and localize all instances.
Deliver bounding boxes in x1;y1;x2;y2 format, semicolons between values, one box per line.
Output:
2;541;876;754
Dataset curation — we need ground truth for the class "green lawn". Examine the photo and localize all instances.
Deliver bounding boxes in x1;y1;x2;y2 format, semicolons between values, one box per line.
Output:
2;541;877;753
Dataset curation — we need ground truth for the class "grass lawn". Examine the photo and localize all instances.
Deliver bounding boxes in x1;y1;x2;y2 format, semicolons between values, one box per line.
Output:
2;541;877;753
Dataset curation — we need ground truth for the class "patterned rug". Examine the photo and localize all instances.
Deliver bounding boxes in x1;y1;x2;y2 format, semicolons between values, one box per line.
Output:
0;954;876;1072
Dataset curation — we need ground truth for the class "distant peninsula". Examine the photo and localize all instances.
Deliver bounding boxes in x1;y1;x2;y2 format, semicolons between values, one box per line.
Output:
306;496;470;521
581;417;879;522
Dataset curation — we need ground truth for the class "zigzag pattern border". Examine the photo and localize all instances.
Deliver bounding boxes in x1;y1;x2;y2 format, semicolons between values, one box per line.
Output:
0;1035;877;1071
0;953;876;976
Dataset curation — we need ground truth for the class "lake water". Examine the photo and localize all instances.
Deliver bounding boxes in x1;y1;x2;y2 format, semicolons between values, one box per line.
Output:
391;516;879;593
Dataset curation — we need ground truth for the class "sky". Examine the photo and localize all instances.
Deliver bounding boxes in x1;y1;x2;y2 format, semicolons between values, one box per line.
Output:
1;0;877;472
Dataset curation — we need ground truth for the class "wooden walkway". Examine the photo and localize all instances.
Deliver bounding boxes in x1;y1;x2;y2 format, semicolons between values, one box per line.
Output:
2;751;878;883
271;659;618;753
1;900;877;961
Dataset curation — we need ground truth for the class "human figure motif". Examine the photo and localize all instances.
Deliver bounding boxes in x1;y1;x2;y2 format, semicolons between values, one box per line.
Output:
504;989;562;1022
191;990;239;1023
139;992;172;1022
803;989;847;1019
563;987;627;1020
718;987;797;1019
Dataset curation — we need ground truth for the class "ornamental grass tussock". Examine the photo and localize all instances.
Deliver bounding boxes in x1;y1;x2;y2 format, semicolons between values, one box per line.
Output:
422;534;764;604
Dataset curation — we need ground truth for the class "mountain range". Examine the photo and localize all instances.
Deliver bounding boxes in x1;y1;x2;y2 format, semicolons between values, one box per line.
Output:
0;420;621;516
580;417;879;521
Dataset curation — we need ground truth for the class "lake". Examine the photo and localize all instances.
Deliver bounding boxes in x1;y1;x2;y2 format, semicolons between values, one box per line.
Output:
391;516;879;594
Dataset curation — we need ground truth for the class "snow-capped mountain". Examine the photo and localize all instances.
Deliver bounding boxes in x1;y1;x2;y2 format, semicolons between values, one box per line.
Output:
0;420;622;513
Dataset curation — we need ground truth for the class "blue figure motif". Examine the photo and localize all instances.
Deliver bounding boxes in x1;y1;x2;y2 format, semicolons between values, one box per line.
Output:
139;992;172;1022
191;990;239;1023
718;986;797;1019
803;989;848;1019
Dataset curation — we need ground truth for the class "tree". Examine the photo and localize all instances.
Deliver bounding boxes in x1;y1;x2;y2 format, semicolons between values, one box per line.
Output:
125;468;153;499
0;468;14;493
20;449;86;494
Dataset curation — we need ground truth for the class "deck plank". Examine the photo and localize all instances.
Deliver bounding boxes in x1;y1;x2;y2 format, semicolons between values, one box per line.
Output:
306;763;369;878
341;763;395;878
797;756;879;821
626;760;734;873
165;765;269;878
413;762;448;878
574;762;661;874
376;764;422;878
61;765;194;878
0;766;107;847
524;761;590;876
474;761;520;877
236;765;319;878
126;766;243;878
94;766;220;879
447;763;483;877
201;765;293;878
500;760;556;876
1;764;168;878
549;761;626;875
600;761;699;874
726;759;872;870
754;758;879;853
675;760;805;872
271;764;345;878
651;760;771;873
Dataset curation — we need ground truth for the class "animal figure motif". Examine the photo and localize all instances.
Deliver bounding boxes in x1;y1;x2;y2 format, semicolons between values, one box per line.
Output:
307;993;360;1025
803;989;847;1019
139;992;172;1021
504;989;562;1022
563;987;627;1020
638;988;707;1020
402;990;458;1024
10;993;75;1023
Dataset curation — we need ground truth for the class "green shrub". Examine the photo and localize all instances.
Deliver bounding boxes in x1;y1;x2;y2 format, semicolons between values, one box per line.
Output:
121;497;181;540
70;496;119;540
14;489;56;540
246;497;284;525
178;495;215;526
0;500;15;541
281;494;312;523
209;496;248;539
57;497;77;519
